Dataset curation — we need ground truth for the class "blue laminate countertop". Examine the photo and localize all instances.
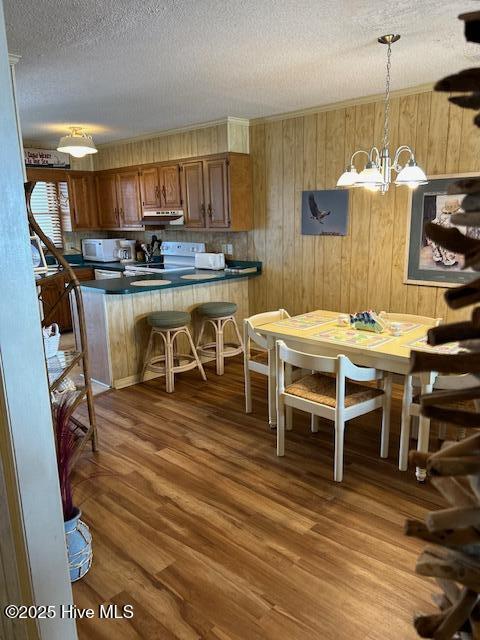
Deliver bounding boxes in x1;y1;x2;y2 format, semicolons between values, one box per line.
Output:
79;260;262;295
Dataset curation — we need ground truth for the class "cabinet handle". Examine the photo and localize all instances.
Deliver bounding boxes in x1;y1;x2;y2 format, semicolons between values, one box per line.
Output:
207;204;214;221
155;186;160;202
200;203;206;219
162;185;167;202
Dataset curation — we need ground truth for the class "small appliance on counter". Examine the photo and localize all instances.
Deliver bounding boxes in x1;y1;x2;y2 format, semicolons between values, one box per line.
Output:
82;238;124;263
124;241;206;276
194;252;225;270
116;240;136;263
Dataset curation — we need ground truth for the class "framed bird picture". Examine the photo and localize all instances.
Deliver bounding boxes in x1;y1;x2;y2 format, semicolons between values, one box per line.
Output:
301;190;349;236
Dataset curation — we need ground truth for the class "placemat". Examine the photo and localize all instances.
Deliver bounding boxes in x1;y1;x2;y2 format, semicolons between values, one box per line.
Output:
181;273;221;281
406;336;460;354
312;327;395;349
272;312;333;330
130;280;171;286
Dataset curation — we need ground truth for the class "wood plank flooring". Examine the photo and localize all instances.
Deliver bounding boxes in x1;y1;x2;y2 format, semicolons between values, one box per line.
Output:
72;357;443;639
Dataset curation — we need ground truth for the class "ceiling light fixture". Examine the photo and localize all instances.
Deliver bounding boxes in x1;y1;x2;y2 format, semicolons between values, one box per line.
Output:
337;35;427;194
57;126;98;158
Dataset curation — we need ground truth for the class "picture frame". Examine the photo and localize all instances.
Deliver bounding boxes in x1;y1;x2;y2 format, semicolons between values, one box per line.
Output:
404;173;480;287
301;190;349;236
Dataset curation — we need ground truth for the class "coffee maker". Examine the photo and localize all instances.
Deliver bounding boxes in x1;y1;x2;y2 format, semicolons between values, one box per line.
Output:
116;240;136;263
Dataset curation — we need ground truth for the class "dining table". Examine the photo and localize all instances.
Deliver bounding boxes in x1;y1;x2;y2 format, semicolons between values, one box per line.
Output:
255;309;452;481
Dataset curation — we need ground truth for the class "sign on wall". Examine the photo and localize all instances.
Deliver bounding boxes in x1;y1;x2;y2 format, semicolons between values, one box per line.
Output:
301;190;349;236
24;148;70;169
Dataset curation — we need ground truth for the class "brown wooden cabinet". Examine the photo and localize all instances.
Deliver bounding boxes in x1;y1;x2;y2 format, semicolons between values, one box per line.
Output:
139;164;181;210
116;170;142;227
95;173;119;228
39;267;94;333
28;152;252;232
204;158;229;228
181;161;205;228
96;170;142;228
160;164;181;208
181;154;252;230
68;172;98;230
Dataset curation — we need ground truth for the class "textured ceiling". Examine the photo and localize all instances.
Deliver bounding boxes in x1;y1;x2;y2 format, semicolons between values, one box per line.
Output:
4;0;479;147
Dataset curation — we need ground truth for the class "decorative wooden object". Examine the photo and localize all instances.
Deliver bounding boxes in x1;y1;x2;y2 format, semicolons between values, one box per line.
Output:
25;182;98;467
408;11;480;639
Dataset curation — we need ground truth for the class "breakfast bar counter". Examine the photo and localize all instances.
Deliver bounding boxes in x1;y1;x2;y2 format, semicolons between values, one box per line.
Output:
77;263;261;390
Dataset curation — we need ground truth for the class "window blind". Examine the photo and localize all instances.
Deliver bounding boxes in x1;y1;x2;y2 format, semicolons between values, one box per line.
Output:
30;181;68;248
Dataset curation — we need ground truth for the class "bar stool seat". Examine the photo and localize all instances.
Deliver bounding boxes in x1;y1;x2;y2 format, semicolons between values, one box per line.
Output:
142;310;206;393
195;302;243;376
148;310;190;329
196;302;237;318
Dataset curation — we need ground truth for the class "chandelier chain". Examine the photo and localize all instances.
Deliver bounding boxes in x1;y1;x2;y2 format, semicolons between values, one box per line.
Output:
383;42;392;150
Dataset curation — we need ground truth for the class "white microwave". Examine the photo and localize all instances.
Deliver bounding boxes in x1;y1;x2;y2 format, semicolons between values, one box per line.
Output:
82;239;122;262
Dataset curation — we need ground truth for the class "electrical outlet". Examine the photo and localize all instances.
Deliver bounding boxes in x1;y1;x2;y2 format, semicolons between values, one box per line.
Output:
222;244;233;255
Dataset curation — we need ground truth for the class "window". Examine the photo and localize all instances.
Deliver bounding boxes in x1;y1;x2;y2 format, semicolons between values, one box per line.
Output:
30;181;71;249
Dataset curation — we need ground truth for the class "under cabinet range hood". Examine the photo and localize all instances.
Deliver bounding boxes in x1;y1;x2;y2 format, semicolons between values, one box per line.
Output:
141;209;184;226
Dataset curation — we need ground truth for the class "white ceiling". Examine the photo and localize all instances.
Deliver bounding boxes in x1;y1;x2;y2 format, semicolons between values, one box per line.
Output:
4;0;479;147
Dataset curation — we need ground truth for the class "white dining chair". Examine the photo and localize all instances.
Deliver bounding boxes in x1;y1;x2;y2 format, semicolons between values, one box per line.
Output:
243;309;290;413
380;312;442;471
405;372;479;453
276;340;391;482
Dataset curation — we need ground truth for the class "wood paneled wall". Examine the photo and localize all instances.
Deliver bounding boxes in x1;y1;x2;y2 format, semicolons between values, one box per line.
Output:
93;123;230;171
247;90;480;322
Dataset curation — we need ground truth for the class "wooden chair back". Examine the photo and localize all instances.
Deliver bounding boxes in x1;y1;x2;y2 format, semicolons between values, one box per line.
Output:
245;309;289;351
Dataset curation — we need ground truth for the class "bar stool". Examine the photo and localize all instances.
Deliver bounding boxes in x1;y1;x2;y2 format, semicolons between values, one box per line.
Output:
195;302;244;375
142;310;206;393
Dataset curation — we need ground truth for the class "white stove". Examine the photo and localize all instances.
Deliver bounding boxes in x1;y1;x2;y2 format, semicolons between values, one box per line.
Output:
124;241;206;276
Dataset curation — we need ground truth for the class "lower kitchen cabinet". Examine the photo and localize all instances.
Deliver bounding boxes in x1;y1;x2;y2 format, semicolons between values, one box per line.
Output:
40;267;94;333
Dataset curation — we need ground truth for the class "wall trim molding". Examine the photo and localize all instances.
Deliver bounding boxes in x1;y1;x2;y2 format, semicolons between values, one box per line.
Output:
249;83;435;125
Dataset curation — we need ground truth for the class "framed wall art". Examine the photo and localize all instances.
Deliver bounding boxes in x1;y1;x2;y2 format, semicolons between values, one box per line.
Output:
301;190;349;236
405;173;480;287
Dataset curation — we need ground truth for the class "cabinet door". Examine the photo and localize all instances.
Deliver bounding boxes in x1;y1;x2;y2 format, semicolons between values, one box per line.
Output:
68;173;98;229
139;167;161;208
40;276;72;332
95;173;119;228
181;162;205;228
160;164;181;208
116;171;142;227
204;159;229;228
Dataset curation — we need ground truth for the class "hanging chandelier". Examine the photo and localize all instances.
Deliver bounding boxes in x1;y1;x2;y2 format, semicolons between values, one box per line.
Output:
57;126;98;158
337;34;427;194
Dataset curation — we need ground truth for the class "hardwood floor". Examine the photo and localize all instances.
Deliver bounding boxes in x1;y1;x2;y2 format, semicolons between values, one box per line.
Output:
72;357;443;639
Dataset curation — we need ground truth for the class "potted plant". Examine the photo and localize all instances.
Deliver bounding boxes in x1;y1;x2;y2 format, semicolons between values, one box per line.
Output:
54;393;92;582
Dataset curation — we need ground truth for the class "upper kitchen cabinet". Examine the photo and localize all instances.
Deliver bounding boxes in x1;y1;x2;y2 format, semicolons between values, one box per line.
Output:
181;153;252;231
95;172;119;228
204;158;229;228
116;170;142;227
96;170;142;229
139;166;160;208
160;165;182;208
181;161;205;228
68;172;98;229
139;164;181;210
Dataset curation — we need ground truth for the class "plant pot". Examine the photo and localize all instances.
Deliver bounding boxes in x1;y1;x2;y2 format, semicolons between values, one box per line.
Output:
64;507;92;582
